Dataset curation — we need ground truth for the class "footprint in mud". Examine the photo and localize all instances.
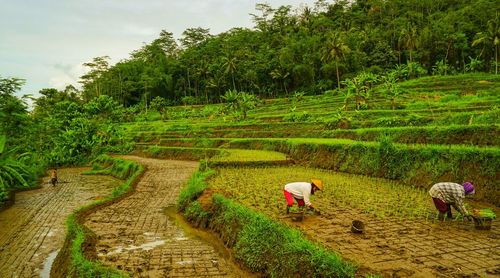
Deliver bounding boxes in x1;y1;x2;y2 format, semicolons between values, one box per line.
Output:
412;258;424;264
376;244;389;249
432;265;449;272
486;266;500;274
381;268;415;277
395;247;406;255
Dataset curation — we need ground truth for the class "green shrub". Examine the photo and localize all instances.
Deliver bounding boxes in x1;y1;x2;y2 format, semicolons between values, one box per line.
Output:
283;111;312;122
177;170;213;212
177;171;357;277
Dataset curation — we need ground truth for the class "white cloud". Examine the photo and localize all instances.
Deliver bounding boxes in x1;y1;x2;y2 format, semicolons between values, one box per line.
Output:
48;63;86;90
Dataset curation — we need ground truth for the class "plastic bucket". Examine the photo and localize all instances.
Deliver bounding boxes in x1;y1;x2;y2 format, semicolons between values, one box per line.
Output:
351;220;365;233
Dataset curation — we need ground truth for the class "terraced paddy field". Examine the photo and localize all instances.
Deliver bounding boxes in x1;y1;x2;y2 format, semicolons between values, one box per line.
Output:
114;74;499;277
204;166;500;277
10;74;493;277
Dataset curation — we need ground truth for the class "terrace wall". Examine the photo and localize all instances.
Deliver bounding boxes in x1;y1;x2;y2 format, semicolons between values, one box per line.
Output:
227;139;500;206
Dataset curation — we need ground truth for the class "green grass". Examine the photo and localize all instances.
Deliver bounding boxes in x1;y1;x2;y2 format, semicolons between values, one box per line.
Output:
213;149;287;162
207;166;434;219
225;137;500;205
178;170;358;277
119;74;499;206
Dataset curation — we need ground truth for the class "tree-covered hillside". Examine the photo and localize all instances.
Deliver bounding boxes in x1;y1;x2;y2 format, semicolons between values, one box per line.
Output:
78;0;499;106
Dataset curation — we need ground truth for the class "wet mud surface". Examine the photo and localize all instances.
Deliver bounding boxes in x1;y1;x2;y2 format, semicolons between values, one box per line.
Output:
0;168;120;277
280;208;500;277
85;156;238;277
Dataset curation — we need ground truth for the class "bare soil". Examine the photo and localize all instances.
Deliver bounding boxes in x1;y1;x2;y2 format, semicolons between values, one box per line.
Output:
0;168;121;277
279;207;500;277
84;156;239;277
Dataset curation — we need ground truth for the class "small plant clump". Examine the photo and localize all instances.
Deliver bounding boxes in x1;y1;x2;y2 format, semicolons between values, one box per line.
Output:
476;208;496;219
207;166;434;220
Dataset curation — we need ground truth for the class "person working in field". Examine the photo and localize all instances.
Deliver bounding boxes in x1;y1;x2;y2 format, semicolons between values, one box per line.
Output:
429;181;475;221
283;179;323;214
50;168;58;186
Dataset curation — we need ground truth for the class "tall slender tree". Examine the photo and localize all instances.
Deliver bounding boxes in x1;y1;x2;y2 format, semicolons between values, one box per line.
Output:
473;13;500;74
321;32;351;90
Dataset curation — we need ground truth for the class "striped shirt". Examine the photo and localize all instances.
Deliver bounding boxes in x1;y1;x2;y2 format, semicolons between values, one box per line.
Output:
429;182;469;215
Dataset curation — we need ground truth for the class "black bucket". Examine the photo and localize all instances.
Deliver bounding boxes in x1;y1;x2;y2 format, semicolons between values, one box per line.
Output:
351;220;365;233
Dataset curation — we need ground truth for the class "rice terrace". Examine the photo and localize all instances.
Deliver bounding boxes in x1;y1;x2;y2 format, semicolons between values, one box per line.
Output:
0;0;499;277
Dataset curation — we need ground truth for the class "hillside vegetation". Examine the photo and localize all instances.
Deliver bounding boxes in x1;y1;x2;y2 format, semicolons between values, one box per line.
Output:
123;74;499;205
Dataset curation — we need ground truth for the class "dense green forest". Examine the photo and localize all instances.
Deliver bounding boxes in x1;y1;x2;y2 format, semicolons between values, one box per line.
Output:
77;0;500;105
1;0;499;204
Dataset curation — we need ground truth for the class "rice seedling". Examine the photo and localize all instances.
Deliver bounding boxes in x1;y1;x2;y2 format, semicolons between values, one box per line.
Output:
207;166;434;220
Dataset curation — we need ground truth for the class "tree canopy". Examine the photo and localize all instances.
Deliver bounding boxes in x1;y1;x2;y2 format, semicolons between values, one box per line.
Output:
68;0;499;107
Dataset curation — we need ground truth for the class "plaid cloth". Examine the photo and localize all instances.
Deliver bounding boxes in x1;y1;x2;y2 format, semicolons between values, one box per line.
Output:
429;182;469;215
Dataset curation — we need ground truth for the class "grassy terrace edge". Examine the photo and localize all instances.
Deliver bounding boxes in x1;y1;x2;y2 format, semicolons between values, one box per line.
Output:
129;123;499;146
52;155;144;278
225;138;500;206
177;170;359;277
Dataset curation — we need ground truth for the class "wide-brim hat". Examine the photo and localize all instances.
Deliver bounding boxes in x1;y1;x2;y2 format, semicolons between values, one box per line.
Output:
311;179;323;191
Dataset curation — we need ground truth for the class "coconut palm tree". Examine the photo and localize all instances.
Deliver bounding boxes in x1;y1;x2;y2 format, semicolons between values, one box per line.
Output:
222;56;238;90
473;14;500;74
321;32;350;90
399;24;419;63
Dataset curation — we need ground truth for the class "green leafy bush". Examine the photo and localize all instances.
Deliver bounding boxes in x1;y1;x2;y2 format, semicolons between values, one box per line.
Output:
283;111;312;122
177;170;357;277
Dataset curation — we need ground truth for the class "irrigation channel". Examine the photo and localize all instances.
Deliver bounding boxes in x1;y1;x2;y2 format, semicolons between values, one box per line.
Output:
0;158;250;277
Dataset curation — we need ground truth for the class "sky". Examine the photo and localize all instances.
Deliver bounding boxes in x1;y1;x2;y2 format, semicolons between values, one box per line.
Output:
0;0;317;100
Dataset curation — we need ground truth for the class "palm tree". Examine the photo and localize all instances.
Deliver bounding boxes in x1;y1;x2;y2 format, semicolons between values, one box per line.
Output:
270;68;290;96
473;14;500;74
321;32;350;90
222;56;238;90
399;24;419;63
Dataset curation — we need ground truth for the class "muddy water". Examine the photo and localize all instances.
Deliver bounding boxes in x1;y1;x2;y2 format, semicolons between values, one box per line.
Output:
86;156;247;277
0;168;121;277
164;206;256;278
40;249;59;278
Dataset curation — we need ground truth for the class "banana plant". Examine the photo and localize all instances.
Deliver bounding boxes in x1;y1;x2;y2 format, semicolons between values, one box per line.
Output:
0;135;5;154
0;147;31;190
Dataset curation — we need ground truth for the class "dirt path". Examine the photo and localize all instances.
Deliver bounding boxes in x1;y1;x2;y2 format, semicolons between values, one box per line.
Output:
0;168;121;278
283;208;500;277
85;156;238;277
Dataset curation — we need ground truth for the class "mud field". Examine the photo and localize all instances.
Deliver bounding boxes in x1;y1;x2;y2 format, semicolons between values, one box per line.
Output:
0;168;121;278
279;208;500;277
84;156;240;277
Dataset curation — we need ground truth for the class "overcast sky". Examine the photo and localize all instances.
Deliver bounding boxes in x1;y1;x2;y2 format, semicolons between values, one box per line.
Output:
0;0;317;100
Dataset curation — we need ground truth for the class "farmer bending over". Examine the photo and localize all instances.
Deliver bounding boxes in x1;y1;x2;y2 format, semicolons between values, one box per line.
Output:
50;168;58;186
283;179;323;214
429;182;475;221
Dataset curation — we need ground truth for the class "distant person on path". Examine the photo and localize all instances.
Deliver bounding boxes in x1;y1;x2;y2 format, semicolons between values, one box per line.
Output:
283;179;323;214
50;168;58;186
429;182;475;221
